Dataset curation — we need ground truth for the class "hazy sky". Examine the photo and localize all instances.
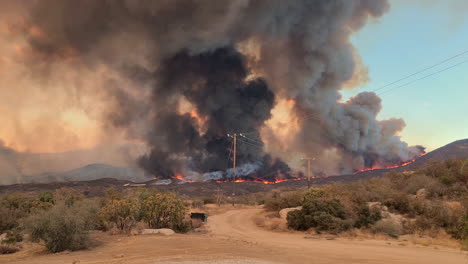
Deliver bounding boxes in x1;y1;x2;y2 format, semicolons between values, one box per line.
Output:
342;0;468;151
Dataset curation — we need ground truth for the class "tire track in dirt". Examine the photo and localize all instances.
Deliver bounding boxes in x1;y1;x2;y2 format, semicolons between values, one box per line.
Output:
208;208;467;264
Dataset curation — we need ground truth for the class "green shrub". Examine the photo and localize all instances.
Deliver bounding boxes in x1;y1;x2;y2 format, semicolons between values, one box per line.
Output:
23;203;90;253
100;199;139;233
448;215;468;240
354;205;382;228
287;190;350;233
38;192;54;203
141;193;190;232
264;190;304;211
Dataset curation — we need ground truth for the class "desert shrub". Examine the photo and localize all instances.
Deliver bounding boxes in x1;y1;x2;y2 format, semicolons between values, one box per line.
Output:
448;215;468;240
2;228;23;244
201;196;216;204
29;192;56;211
371;220;402;238
0;207;24;234
354;204;382;228
287;190;350;233
0;244;20;254
191;200;204;209
104;186;123;201
100;199;139;233
402;174;436;195
264;190;304;211
0;194;32;234
23;203;90;253
382;193;412;214
141;193;190;232
54;188;84;207
38;192;54;203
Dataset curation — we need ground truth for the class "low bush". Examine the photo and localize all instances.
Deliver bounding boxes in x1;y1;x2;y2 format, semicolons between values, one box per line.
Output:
264;190;304;211
0;244;20;254
287;190;351;233
371;220;402;238
141;193;190;232
448;215;468;241
100;199;139;233
0;207;24;234
54;188;84;207
354;204;382;228
23;203;91;253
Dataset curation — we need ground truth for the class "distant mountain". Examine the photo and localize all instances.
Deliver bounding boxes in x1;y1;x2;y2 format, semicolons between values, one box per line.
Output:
403;139;468;169
347;138;468;180
23;163;149;184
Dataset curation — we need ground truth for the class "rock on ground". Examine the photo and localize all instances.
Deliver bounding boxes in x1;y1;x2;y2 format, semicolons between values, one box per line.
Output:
142;228;175;236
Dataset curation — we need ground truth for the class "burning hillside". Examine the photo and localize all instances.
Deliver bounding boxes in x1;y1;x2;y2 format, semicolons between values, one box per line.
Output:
0;0;425;183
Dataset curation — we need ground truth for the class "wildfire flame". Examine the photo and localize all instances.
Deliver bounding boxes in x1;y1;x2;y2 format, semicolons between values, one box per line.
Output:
215;178;302;184
354;152;427;174
163;152;427;184
172;174;196;183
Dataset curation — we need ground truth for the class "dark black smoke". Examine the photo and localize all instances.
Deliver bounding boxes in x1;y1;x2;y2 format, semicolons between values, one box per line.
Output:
139;47;277;178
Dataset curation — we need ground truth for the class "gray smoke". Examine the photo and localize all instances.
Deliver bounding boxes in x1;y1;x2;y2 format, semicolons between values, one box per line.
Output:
6;0;424;178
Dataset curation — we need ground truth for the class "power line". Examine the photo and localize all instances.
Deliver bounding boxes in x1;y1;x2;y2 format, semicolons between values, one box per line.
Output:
373;49;468;93
378;58;468;96
238;134;264;145
236;138;264;148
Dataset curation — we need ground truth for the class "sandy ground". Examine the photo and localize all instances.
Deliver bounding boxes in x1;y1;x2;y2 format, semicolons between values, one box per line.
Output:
1;207;466;264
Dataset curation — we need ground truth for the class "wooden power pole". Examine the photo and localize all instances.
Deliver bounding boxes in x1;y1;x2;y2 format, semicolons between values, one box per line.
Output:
227;133;238;206
233;133;237;180
227;133;238;180
301;157;315;188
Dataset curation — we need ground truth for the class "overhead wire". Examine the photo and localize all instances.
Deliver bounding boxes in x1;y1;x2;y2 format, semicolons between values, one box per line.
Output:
373;49;468;93
378;58;468;96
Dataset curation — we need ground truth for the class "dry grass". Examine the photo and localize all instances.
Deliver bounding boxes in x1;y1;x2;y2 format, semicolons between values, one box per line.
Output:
337;228;462;249
399;229;462;249
0;244;20;254
195;204;253;216
253;211;288;232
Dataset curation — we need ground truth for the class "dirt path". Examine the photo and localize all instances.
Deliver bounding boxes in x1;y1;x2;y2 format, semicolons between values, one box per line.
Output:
208;208;467;264
1;207;466;264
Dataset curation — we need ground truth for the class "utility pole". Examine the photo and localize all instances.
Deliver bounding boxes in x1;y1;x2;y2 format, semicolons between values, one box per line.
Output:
227;133;238;180
215;188;223;207
233;133;237;180
227;133;238;206
301;157;315;189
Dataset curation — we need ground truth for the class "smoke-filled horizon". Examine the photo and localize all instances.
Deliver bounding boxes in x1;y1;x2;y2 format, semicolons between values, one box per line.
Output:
0;0;426;181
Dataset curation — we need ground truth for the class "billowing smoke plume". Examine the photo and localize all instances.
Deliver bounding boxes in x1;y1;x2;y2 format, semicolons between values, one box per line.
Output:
139;47;276;177
1;0;425;179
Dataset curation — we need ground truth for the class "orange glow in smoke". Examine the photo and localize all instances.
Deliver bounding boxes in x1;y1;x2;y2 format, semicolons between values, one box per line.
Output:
262;98;300;150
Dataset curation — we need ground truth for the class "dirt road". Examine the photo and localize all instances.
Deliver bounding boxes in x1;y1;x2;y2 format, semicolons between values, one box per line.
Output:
1;207;466;264
208;208;467;264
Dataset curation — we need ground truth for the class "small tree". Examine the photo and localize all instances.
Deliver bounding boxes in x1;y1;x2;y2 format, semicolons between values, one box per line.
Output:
141;193;189;232
100;199;139;233
23;203;90;253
